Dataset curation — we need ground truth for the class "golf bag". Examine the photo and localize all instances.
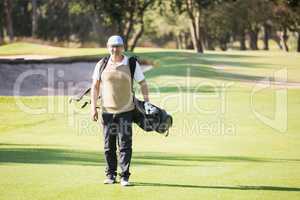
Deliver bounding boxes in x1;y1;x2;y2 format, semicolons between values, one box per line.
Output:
133;98;173;136
69;55;173;136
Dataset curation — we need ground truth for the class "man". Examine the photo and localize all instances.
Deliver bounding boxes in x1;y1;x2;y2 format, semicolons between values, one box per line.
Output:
90;35;150;186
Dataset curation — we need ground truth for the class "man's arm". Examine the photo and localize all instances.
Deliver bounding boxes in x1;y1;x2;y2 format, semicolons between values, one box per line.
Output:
91;79;100;121
138;80;149;102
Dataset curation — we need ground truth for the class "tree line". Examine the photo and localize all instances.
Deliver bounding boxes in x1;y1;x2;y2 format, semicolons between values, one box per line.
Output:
0;0;299;52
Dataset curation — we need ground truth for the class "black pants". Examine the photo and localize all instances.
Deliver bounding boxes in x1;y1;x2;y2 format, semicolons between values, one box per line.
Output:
102;110;133;178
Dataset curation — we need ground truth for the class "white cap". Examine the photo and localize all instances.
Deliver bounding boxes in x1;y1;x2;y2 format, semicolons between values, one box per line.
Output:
107;35;124;46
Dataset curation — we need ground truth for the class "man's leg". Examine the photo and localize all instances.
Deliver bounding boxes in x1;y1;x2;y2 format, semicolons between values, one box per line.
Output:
117;111;133;180
102;113;118;179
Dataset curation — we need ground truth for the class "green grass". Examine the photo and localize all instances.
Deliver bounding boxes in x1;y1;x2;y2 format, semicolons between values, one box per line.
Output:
0;42;168;57
1;43;300;200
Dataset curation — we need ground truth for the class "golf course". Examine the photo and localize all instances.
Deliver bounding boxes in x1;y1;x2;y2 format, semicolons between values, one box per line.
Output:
1;42;300;200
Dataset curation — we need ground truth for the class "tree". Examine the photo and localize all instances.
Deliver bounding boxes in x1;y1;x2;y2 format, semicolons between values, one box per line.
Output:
12;0;32;37
91;0;157;51
203;1;233;51
0;1;4;44
4;0;14;42
32;0;37;37
273;1;293;51
247;0;272;50
68;1;100;46
286;0;300;52
172;0;213;53
37;0;71;42
227;0;274;50
228;0;248;50
143;1;192;49
263;21;272;50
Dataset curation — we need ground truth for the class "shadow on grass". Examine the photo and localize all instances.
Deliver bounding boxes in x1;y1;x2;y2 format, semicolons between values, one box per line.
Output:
137;51;260;61
0;146;299;166
146;85;217;93
133;182;300;192
0;147;104;166
138;51;269;69
136;51;275;85
133;153;300;163
145;64;272;83
0;147;189;167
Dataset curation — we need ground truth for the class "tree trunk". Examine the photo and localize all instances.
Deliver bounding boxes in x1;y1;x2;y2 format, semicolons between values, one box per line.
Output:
185;32;193;49
0;28;3;45
129;21;144;52
177;32;186;49
263;24;270;50
123;31;129;51
297;31;300;53
207;38;215;50
281;28;289;52
239;30;246;50
123;5;135;51
273;32;283;50
4;0;14;42
182;32;187;49
206;34;215;50
176;35;181;49
249;29;259;50
89;11;104;46
185;0;203;53
121;1;137;51
122;21;131;51
31;0;38;37
202;29;208;49
219;41;227;51
0;2;4;45
189;18;204;53
219;35;229;51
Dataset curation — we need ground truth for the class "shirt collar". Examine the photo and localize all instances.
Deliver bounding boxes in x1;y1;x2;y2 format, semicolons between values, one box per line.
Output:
108;55;128;67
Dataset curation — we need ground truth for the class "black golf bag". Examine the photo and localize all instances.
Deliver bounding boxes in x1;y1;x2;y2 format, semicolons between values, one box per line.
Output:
133;98;173;136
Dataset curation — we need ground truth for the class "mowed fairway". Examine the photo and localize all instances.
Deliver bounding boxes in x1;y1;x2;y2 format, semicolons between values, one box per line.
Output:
1;44;300;200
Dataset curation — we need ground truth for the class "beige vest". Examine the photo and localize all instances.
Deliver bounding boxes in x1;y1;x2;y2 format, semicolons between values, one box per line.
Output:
100;63;134;114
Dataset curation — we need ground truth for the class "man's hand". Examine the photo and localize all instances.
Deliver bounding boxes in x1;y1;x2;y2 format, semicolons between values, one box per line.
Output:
91;108;98;121
144;102;157;115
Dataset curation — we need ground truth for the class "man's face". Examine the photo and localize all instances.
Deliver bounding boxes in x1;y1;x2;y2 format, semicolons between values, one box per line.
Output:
108;44;124;56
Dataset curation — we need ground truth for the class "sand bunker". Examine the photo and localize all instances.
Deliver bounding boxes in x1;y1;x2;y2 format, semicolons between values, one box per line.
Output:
0;56;153;96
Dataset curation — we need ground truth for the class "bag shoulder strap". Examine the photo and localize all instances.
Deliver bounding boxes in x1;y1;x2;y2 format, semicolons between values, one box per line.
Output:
99;56;110;80
128;56;137;94
128;56;137;80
